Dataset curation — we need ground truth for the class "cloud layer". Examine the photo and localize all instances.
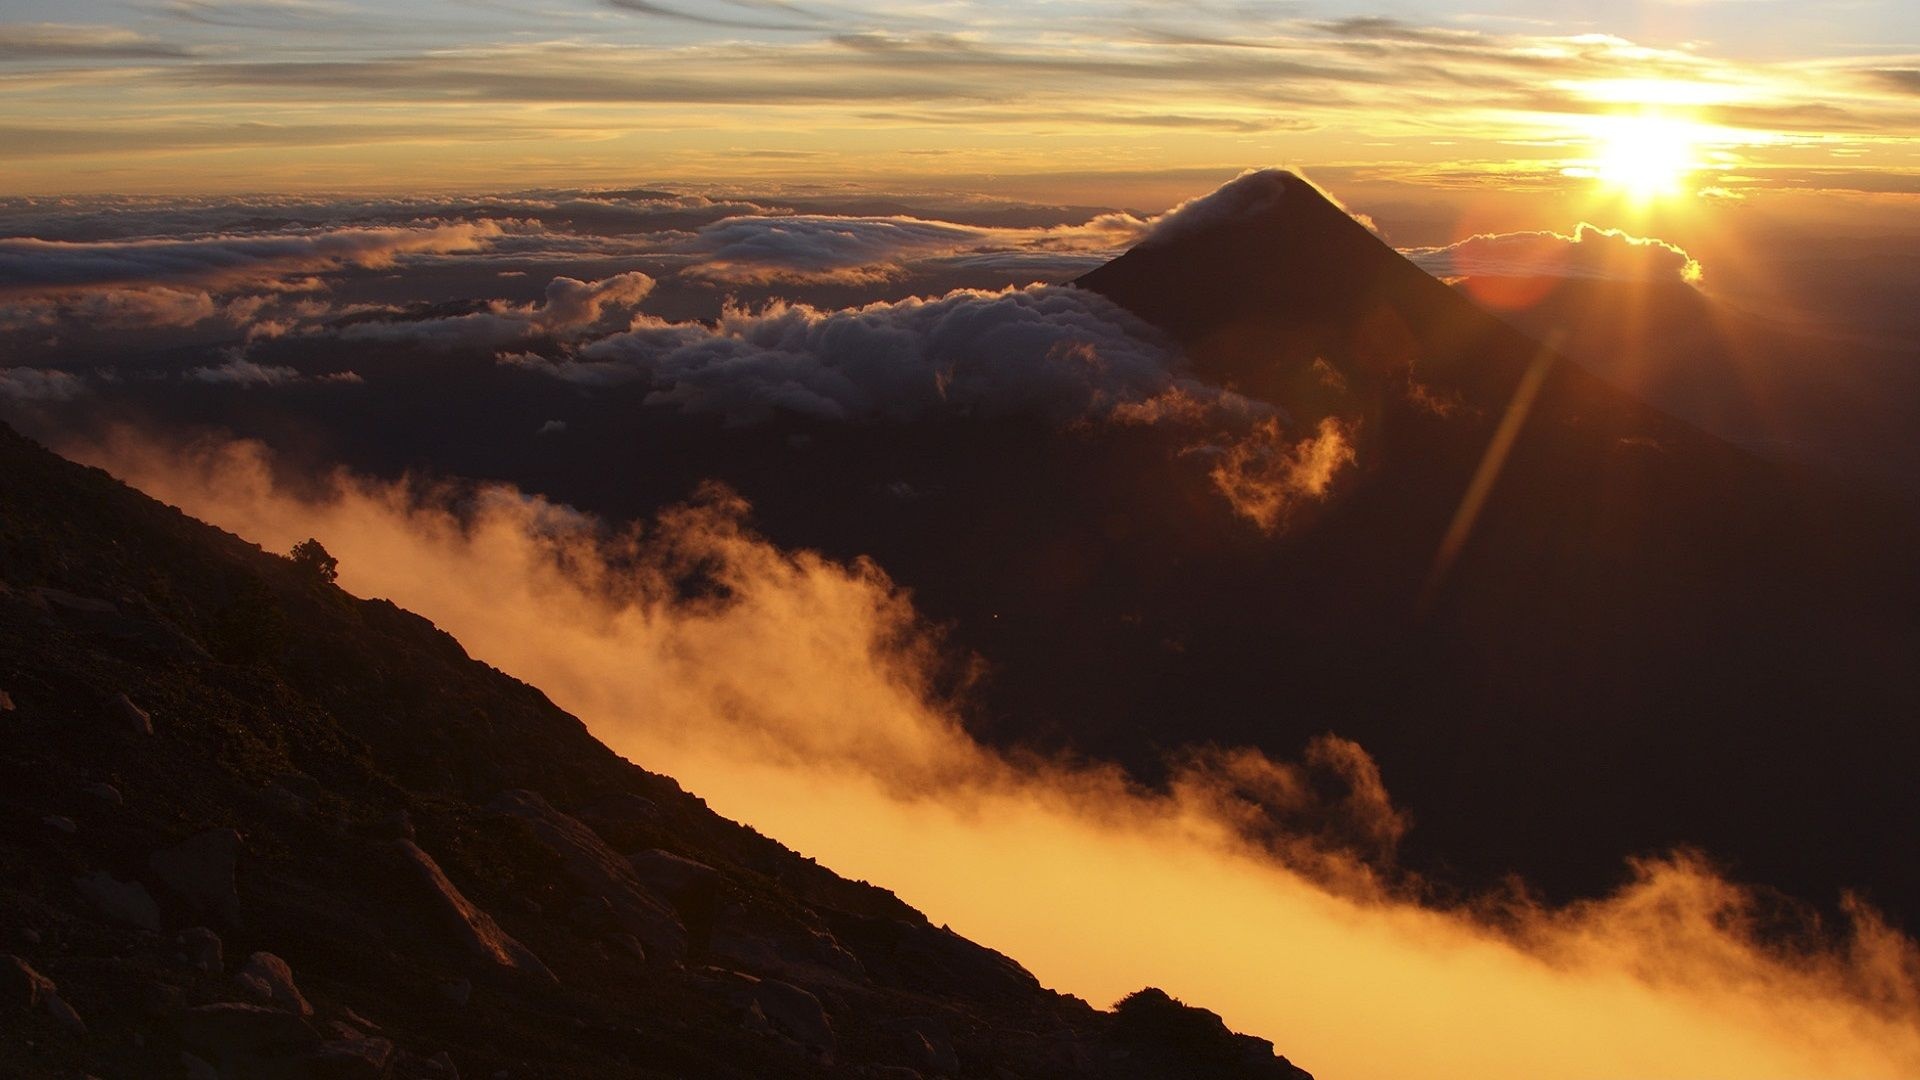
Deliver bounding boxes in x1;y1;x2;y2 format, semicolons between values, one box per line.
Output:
1406;224;1704;285
0;221;503;289
68;427;1920;1080
535;284;1245;426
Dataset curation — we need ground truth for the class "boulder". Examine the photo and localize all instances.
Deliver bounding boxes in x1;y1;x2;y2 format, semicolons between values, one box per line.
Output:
73;869;161;931
42;815;77;835
1109;988;1313;1080
112;693;153;735
435;977;472;1008
4;955;86;1037
151;828;244;926
178;927;224;973
4;953;56;1009
0;688;14;712
626;849;721;947
82;782;123;806
719;972;835;1061
44;991;87;1036
487;790;687;964
38;588;208;659
607;933;647;964
881;1016;961;1076
175;1002;319;1073
387;840;554;982
235;952;313;1016
307;1035;395;1079
393;1049;461;1079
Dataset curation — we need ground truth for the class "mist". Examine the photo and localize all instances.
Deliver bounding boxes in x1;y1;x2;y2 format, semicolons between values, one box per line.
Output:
69;427;1920;1080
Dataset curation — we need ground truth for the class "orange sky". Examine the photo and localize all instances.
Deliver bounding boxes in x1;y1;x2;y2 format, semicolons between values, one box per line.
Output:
3;2;1920;203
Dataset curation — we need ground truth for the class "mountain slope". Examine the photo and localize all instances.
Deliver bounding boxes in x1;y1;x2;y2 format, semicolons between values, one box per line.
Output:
0;421;1310;1080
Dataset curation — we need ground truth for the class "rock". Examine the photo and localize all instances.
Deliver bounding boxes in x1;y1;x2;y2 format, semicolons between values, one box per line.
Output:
264;784;312;818
175;1002;319;1073
388;840;554;982
0;688;14;712
112;692;153;735
144;982;187;1018
308;1035;395;1078
338;1006;382;1032
18;928;41;945
42;815;77;835
435;977;472;1008
82;782;123;806
37;589;209;659
581;792;662;825
44;991;87;1036
150;828;243;926
723;972;835;1061
567;894;619;935
870;1069;925;1080
4;955;86;1037
73;869;161;931
181;1052;220;1080
829;912;1039;1000
488;789;687;964
376;809;416;841
5;953;56;1010
607;933;647;963
626;849;721;947
178;927;224;973
882;1017;960;1076
235;951;313;1016
393;1049;461;1079
1109;988;1312;1079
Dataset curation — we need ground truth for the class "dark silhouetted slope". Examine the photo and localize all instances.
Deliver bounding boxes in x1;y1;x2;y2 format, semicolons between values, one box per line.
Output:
0;422;1310;1080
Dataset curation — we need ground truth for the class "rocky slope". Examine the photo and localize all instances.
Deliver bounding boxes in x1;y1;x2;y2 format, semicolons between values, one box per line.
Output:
0;420;1310;1080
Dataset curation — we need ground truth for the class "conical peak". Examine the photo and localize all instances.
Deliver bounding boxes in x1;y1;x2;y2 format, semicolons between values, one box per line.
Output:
1136;169;1343;249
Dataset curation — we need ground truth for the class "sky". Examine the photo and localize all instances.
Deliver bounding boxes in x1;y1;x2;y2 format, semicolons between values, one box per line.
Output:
3;0;1920;204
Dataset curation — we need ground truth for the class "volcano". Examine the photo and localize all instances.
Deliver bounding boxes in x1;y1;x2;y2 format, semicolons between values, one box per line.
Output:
1073;170;1920;913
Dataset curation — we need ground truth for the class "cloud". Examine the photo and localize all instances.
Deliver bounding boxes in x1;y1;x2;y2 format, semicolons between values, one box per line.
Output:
1140;168;1296;247
668;211;1146;284
0;367;87;402
603;0;819;32
552;285;1240;426
1404;224;1705;284
534;272;657;329
1869;69;1920;95
0;287;222;332
68;428;1920;1080
0;221;504;289
679;215;988;284
0;23;193;61
187;356;302;386
333;272;656;350
1191;416;1357;534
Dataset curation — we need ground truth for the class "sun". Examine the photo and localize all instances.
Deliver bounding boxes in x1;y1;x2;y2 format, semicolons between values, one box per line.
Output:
1580;111;1706;202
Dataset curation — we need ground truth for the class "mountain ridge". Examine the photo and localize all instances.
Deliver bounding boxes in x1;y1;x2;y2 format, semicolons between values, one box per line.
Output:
0;419;1312;1080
